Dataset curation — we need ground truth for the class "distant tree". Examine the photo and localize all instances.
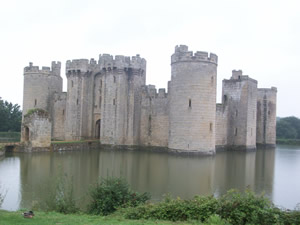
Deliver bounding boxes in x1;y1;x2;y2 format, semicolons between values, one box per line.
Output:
276;116;300;139
0;97;22;132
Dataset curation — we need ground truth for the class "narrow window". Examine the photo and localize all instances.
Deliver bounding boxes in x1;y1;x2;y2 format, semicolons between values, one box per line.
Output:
77;99;79;105
62;109;65;115
34;99;37;106
211;76;214;85
210;123;213;132
238;75;241;79
100;79;102;88
71;80;74;87
268;110;270;115
235;128;238;136
224;95;227;103
99;96;102;107
113;76;116;83
235;110;238;117
189;99;192;108
113;98;115;105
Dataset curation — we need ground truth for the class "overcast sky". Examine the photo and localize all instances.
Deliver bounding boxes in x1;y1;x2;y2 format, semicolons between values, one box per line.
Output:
0;0;299;117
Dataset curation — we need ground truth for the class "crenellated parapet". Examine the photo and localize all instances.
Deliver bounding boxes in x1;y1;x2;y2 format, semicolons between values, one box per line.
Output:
142;85;168;99
66;58;98;77
171;45;218;65
98;54;146;72
24;61;61;76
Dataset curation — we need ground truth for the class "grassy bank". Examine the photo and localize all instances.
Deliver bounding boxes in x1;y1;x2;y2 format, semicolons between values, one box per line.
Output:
276;138;300;145
0;132;20;143
0;210;211;225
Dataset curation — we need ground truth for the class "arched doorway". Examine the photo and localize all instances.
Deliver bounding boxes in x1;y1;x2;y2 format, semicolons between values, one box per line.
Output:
95;119;101;139
25;126;29;141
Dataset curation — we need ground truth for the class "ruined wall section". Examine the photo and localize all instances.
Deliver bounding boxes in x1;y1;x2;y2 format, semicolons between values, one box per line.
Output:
99;54;146;145
256;87;277;146
216;103;228;148
140;86;169;147
52;92;67;140
168;45;218;154
23;62;62;117
223;70;257;149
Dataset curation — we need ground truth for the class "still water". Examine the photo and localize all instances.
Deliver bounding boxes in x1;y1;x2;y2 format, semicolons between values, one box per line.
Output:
0;145;300;211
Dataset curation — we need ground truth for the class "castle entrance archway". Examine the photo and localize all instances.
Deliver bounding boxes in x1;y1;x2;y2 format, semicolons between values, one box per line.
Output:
95;119;101;139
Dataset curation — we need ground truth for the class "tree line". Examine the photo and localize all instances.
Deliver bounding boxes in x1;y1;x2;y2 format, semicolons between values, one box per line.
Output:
276;116;300;139
0;97;22;132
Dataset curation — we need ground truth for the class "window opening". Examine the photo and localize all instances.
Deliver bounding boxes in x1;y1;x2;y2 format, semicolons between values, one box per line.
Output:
189;99;192;108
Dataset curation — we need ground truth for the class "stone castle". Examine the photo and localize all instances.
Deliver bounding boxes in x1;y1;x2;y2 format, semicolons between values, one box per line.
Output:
21;45;277;154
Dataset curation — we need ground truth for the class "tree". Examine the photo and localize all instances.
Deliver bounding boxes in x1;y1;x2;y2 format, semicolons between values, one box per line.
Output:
0;97;22;132
276;116;300;139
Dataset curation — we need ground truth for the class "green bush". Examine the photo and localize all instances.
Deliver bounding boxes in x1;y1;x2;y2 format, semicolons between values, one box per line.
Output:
125;194;218;222
217;189;279;225
87;177;150;215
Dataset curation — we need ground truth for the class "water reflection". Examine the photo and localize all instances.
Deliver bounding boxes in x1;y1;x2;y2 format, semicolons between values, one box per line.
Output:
1;145;299;211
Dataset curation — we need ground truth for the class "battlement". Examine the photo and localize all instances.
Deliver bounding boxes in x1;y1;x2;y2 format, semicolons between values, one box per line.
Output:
258;87;277;93
226;70;258;84
24;62;61;76
66;58;98;75
171;45;218;65
143;85;168;99
98;54;146;71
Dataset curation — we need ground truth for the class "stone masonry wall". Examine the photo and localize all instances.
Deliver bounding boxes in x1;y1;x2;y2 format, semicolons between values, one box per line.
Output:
216;103;228;147
52;92;67;140
222;71;257;149
168;45;218;154
140;86;169;147
256;87;277;145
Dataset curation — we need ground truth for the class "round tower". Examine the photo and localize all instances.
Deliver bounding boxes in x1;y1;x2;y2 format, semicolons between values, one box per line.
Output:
168;45;218;154
22;61;62;118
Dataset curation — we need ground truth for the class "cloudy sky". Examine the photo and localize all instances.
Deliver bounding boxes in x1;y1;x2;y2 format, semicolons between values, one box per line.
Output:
0;0;299;117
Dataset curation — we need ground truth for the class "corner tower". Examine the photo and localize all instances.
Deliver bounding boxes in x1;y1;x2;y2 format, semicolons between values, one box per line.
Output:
168;45;218;154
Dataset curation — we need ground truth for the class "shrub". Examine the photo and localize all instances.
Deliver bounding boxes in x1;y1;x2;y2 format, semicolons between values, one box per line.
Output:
125;194;218;222
87;177;150;215
217;189;280;225
0;183;7;207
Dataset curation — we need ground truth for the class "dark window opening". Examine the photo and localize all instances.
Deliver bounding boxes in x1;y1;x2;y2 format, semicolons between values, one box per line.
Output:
268;110;270;115
34;99;37;106
189;99;192;108
77;99;79;105
62;110;65;115
224;95;227;102
25;127;29;141
99;96;102;108
210;123;213;132
71;80;74;87
113;76;116;83
100;80;102;88
113;99;115;105
238;75;241;79
235;128;238;136
211;76;214;85
235;110;238;117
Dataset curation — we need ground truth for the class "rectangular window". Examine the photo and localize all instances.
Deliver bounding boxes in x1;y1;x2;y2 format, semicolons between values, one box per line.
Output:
113;99;115;105
189;99;191;108
34;99;37;106
235;128;238;136
210;123;213;132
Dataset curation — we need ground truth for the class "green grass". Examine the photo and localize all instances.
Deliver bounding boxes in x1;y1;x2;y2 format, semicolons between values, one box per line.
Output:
0;132;20;143
0;210;195;225
276;138;300;145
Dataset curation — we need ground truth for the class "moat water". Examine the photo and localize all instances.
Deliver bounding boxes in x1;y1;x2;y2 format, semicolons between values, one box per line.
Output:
1;145;300;211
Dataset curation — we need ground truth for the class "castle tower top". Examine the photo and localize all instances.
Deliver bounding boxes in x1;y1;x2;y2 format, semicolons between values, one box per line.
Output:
24;61;61;76
171;45;218;65
98;54;146;71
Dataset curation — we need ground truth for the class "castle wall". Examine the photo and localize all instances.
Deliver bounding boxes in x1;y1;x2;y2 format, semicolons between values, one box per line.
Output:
168;45;217;154
140;86;169;147
216;103;228;147
52;92;67;140
256;87;277;145
222;71;257;149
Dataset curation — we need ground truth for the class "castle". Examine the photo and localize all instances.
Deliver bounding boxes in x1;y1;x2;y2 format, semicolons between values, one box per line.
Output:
21;45;277;154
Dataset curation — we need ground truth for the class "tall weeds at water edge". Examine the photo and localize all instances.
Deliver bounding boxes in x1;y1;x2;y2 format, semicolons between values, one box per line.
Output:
33;170;79;214
0;183;7;207
87;177;150;215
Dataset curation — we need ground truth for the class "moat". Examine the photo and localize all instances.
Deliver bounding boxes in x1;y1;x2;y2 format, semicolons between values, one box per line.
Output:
1;145;300;211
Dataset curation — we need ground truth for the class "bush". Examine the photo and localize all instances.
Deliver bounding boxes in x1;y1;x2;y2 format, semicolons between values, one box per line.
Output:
217;189;280;225
87;177;150;215
0;183;7;207
125;194;218;222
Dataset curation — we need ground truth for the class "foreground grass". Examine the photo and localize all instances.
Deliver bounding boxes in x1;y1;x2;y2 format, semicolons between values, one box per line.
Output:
0;210;197;225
